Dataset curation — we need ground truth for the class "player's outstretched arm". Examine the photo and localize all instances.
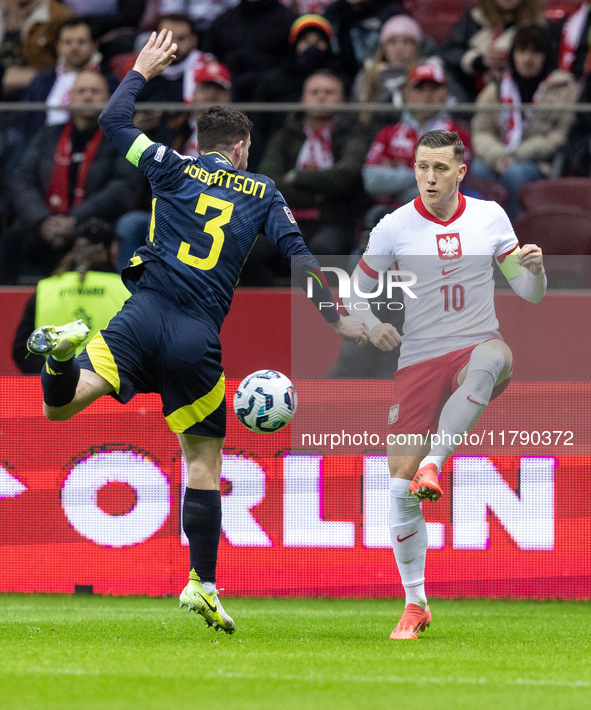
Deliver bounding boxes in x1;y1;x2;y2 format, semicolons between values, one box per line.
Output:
98;31;178;159
132;29;178;81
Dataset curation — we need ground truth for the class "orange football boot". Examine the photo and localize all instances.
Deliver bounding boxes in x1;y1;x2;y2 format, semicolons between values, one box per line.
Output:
390;603;431;639
408;463;442;502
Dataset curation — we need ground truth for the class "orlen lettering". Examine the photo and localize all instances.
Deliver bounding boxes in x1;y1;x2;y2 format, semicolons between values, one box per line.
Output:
48;452;554;552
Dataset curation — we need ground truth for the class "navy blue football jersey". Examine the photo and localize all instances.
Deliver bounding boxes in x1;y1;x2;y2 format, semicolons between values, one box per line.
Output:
99;71;339;328
123;144;303;326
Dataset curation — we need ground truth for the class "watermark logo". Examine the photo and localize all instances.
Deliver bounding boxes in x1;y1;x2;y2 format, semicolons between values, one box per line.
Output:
305;266;417;311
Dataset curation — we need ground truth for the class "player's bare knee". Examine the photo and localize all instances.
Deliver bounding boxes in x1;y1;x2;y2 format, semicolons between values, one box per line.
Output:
388;454;424;481
43;403;75;421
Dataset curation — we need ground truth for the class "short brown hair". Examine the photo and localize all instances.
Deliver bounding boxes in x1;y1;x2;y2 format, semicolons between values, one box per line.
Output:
196;105;253;153
416;130;464;162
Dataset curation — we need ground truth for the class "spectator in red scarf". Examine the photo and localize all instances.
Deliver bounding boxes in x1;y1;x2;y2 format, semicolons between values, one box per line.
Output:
550;1;591;80
470;25;578;220
259;69;370;256
241;69;370;285
440;0;547;103
0;71;140;283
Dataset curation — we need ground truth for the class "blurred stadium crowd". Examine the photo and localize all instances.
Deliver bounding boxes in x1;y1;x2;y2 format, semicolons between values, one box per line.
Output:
1;0;591;286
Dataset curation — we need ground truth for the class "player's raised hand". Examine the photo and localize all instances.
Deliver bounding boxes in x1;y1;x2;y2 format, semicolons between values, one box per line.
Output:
331;316;370;344
369;323;402;352
133;29;178;81
517;244;544;275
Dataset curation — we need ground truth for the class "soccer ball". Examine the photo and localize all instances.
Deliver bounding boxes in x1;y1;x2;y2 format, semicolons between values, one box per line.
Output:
233;370;297;433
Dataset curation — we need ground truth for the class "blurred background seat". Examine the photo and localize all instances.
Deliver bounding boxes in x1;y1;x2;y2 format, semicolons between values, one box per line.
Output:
519;177;591;213
404;0;476;46
467;177;508;207
513;205;591;286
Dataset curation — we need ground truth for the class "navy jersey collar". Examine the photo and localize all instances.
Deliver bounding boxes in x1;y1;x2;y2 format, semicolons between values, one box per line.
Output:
203;151;233;166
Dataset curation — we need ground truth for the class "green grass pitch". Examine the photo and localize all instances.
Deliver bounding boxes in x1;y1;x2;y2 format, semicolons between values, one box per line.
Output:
1;595;590;710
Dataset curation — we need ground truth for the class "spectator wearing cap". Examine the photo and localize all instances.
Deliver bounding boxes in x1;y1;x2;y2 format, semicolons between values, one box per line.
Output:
12;217;130;373
134;13;218;147
470;24;578;220
251;14;339;160
185;62;233;156
362;62;472;208
201;0;296;102
352;14;437;127
323;0;408;85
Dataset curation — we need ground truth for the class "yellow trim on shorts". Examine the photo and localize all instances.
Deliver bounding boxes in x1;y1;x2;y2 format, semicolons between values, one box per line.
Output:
165;373;225;433
85;332;121;394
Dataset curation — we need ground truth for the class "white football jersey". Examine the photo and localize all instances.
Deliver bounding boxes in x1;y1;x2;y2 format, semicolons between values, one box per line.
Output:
360;194;518;369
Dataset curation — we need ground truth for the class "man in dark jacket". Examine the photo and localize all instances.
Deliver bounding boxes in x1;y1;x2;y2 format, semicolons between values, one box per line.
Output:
252;14;340;152
202;0;296;102
0;72;140;284
18;17;119;142
259;69;370;255
242;69;370;286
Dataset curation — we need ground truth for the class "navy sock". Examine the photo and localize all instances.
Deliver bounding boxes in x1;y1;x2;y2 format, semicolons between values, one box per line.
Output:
182;488;222;584
40;356;80;407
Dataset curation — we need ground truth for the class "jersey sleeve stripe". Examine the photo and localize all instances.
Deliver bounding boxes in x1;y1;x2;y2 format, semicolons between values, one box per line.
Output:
149;198;156;242
359;257;380;280
126;134;155;166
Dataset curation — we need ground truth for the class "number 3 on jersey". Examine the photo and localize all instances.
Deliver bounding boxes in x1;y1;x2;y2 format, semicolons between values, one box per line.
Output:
177;194;234;270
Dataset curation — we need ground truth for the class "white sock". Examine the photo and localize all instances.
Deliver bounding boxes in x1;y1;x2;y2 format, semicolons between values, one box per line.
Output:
389;478;428;610
202;581;216;594
420;344;506;471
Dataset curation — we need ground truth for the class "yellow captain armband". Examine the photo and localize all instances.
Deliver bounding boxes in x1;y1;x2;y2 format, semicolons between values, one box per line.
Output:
497;245;524;280
126;134;155;167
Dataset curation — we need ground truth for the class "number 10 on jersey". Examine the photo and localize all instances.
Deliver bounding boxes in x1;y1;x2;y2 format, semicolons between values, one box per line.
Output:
440;284;465;312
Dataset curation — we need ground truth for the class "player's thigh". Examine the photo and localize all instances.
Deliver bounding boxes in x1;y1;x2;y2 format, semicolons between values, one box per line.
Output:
43;368;113;420
456;338;513;387
387;441;431;481
78;291;160;402
157;312;227;440
177;433;225;490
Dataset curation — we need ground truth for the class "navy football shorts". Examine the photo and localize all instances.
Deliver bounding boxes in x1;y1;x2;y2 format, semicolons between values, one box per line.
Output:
77;288;226;437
